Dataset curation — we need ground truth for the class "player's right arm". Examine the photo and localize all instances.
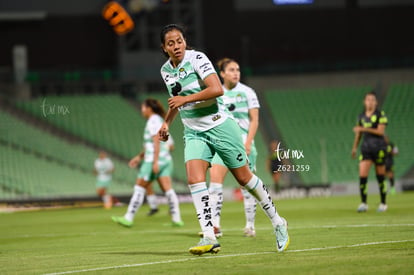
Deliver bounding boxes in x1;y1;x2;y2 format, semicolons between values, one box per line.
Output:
352;119;362;159
159;107;178;142
351;132;361;159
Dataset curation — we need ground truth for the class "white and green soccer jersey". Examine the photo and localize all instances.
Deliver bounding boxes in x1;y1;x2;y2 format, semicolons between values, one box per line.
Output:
94;157;114;182
160;50;228;132
222;82;260;133
143;114;171;164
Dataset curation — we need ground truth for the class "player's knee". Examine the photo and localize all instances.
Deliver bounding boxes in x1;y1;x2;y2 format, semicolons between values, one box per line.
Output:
231;167;253;185
187;175;206;184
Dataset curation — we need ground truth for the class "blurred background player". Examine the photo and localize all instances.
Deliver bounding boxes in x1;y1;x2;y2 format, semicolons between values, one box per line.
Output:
208;57;260;238
112;98;183;227
385;136;398;195
158;24;289;255
94;151;115;209
267;140;283;193
352;92;388;212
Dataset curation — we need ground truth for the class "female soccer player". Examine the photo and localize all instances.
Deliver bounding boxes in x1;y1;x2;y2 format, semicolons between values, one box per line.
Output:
158;24;289;255
94;151;115;209
352;92;388;212
112;98;183;227
208;58;260;238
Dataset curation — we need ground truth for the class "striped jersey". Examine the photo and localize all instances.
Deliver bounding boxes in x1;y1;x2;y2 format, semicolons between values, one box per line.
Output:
160;50;228;132
143;114;171;164
222;82;260;133
94;157;114;182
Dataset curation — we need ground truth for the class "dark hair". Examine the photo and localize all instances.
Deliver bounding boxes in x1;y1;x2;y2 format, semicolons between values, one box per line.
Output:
159;24;192;58
365;91;377;99
217;57;237;72
362;91;379;112
143;98;165;118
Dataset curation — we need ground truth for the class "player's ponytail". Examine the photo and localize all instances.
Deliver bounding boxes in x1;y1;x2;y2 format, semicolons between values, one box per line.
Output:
143;98;165;118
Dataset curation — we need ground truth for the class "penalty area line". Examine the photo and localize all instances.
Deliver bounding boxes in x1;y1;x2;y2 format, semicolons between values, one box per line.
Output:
44;239;414;275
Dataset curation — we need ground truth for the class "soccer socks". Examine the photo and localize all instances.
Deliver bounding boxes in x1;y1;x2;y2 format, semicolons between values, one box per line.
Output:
244;175;283;228
209;182;223;228
103;194;112;209
146;194;158;210
124;185;146;222
377;175;387;204
241;188;257;229
165;189;182;223
359;177;368;203
189;182;215;240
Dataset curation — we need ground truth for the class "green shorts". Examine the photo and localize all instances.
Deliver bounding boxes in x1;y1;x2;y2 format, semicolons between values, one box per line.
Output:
96;179;111;189
184;118;248;169
211;143;257;172
137;160;173;182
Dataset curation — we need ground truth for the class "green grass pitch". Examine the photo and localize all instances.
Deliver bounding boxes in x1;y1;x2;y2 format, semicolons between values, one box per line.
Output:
1;192;414;274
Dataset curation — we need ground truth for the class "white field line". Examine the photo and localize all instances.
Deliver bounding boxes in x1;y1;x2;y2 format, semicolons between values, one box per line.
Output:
44;239;414;275
3;224;414;240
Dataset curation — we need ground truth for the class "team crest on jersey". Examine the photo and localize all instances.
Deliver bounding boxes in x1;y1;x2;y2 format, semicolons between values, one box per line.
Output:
178;67;187;79
236;94;243;103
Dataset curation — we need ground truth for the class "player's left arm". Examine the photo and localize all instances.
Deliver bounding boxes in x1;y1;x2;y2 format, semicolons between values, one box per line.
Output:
358;123;386;136
245;108;259;155
168;73;223;109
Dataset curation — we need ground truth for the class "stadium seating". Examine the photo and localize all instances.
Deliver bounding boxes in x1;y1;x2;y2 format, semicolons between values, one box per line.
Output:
0;109;136;184
0;143;117;199
12;95;188;196
15;95;145;159
381;83;414;178
0;109;139;200
6;84;411;201
264;87;370;184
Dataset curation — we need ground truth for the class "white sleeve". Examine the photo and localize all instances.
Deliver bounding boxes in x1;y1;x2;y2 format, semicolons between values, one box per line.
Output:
246;88;260;109
192;51;216;80
147;116;162;137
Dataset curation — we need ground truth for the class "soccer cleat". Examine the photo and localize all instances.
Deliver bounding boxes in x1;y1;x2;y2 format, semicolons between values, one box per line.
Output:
275;217;290;252
243;227;256;237
172;221;185;227
147;208;159;216
377;203;388;212
357;203;368;213
111;216;133;227
198;226;223;238
189;237;221;255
